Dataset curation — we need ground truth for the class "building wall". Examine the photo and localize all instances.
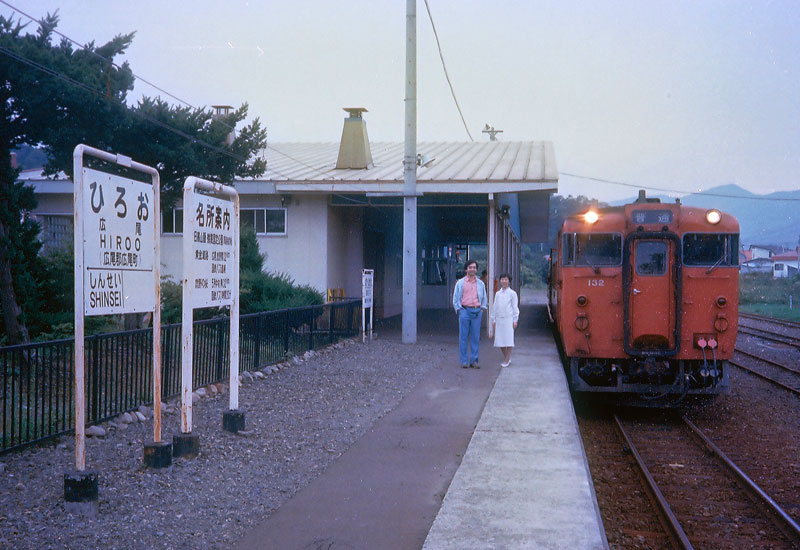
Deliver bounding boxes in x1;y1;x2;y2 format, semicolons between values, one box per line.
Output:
33;193;73;213
162;194;330;293
161;234;183;282
326;206;363;298
255;194;328;293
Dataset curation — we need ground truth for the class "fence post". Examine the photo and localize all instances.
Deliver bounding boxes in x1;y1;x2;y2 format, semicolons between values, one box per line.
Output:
216;321;226;381
284;309;290;357
90;336;100;422
329;304;334;344
347;302;353;335
162;326;171;397
254;316;261;368
308;306;314;350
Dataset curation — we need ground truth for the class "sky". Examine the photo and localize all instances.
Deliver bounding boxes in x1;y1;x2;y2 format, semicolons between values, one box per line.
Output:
5;0;800;202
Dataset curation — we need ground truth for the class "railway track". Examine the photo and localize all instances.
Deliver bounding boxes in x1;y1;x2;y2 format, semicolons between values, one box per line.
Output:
740;312;800;331
737;325;800;347
732;347;800;397
613;413;800;549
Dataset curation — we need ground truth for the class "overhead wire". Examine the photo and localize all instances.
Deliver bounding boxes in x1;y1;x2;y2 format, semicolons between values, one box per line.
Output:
561;171;800;202
0;0;233;130
423;0;474;142
5;1;794;200
1;0;345;182
0;45;249;164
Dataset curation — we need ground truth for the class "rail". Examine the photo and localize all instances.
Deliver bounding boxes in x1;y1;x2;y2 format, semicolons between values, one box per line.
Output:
614;413;800;548
1;299;361;455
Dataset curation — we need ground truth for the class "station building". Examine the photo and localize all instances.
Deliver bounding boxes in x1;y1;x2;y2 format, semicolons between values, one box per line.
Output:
24;109;558;318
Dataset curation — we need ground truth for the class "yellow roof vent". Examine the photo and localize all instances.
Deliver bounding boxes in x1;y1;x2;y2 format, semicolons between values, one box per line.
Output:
336;107;373;169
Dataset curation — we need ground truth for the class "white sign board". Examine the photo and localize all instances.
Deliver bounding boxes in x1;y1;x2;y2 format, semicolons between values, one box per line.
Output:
82;168;155;315
188;191;234;308
361;269;374;342
362;270;374;308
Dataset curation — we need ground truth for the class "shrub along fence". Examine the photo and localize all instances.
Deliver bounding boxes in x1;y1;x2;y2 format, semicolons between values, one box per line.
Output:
1;299;361;455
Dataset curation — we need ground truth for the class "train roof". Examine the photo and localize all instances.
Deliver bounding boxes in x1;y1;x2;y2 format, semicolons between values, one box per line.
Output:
560;193;739;233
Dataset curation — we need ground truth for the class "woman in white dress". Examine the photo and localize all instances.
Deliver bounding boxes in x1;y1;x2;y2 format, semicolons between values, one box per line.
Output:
491;273;519;367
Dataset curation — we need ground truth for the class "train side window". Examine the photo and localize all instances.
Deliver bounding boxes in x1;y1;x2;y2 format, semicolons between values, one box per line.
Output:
563;233;622;267
635;241;667;275
683;233;739;266
563;233;576;265
577;233;622;266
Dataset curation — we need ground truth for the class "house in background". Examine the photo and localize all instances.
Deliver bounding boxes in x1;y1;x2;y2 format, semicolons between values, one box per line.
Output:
739;257;773;274
738;248;753;264
749;244;789;259
771;250;800;278
24;108;558;318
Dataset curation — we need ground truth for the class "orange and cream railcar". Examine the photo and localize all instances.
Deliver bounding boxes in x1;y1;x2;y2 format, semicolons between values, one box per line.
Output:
548;191;739;401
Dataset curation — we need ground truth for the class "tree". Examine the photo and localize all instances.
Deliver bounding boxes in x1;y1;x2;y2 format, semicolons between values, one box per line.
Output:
1;13;134;344
0;13;267;343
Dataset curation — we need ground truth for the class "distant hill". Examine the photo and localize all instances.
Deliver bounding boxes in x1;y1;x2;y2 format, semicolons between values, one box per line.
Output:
12;144;48;170
610;184;800;247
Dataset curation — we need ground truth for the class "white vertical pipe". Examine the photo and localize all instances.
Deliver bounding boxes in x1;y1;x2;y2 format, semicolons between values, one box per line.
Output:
402;0;417;344
487;194;495;338
152;171;162;444
180;180;195;433
229;193;240;411
72;147;86;472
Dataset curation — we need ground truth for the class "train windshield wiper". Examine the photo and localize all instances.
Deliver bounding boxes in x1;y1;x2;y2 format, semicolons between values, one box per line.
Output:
705;254;726;274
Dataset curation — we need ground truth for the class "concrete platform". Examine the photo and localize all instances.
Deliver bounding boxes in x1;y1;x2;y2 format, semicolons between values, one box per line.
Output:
235;302;608;549
422;327;608;549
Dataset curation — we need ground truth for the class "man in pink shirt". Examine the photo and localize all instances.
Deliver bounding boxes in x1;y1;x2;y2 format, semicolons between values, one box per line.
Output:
452;260;488;368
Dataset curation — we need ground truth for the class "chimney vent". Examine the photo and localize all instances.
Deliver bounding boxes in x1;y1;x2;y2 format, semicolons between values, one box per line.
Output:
211;105;236;145
336;107;373;169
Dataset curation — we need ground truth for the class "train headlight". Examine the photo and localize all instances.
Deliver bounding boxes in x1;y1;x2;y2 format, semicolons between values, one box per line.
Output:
583;211;599;224
575;313;589;331
716;296;727;307
705;209;721;224
576;295;588;307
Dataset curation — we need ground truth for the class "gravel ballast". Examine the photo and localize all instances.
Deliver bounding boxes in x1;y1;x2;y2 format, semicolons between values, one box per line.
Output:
0;337;450;549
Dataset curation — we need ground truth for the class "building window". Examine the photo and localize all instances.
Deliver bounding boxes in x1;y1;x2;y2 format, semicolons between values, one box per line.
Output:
33;214;73;252
162;208;183;233
241;208;286;235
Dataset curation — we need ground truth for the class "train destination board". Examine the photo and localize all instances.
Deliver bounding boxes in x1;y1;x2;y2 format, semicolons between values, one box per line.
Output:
631;209;673;225
82;168;155;315
188;191;234;308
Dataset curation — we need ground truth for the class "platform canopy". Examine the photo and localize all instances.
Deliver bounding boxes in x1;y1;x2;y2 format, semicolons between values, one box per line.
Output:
244;141;558;194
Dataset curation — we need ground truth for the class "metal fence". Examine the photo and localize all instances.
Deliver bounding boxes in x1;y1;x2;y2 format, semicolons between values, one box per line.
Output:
1;299;361;455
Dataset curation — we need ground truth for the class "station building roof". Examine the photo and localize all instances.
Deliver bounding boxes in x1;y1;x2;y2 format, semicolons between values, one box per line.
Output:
239;140;558;195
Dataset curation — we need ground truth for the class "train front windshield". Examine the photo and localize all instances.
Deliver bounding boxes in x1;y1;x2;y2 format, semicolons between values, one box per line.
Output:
563;233;622;266
683;233;739;266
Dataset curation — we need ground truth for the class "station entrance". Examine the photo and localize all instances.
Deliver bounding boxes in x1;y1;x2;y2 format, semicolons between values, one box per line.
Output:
340;190;536;325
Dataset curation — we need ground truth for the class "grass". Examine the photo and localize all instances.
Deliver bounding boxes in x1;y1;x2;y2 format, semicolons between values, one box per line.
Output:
739;273;800;322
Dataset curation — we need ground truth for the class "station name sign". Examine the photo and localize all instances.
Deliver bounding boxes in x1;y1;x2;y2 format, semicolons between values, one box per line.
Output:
189;192;234;308
82;168;155;315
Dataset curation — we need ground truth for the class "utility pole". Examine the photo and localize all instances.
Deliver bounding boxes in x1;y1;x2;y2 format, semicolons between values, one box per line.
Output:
402;0;418;343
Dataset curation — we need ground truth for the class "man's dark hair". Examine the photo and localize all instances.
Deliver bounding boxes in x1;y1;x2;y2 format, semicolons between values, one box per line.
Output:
465;259;478;269
498;273;512;282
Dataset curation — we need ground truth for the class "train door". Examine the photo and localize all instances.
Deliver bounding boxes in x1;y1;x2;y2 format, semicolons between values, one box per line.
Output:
625;236;679;353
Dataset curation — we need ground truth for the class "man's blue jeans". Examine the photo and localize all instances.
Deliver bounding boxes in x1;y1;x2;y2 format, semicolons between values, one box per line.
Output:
458;307;482;365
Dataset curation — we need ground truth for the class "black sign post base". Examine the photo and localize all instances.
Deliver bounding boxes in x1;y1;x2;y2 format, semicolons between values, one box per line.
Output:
223;409;246;433
172;432;200;458
143;440;172;468
64;470;99;516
